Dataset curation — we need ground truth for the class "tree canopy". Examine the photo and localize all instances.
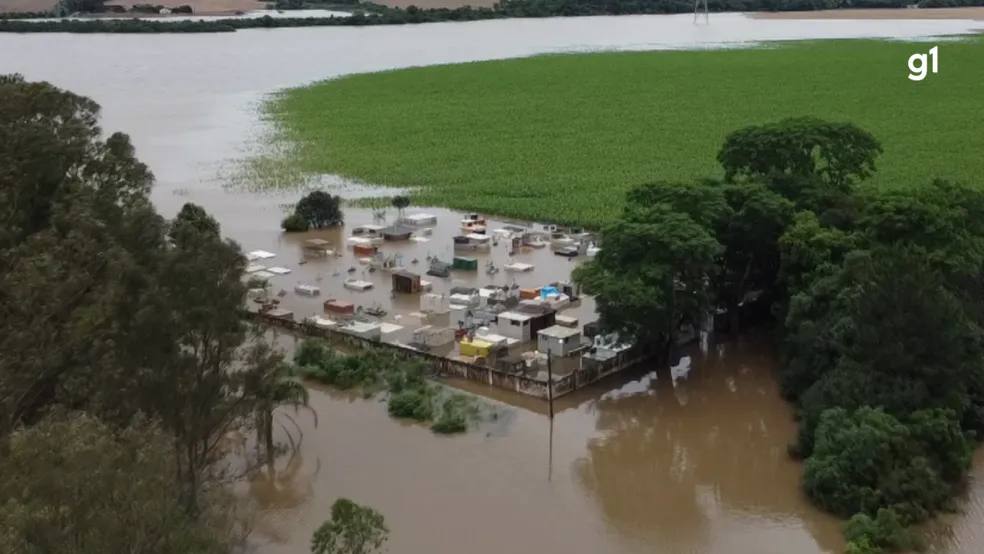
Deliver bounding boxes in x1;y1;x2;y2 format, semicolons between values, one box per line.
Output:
576;116;984;553
311;498;389;554
0;73;309;551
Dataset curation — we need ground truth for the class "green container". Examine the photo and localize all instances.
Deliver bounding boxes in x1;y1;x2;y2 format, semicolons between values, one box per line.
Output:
452;256;478;270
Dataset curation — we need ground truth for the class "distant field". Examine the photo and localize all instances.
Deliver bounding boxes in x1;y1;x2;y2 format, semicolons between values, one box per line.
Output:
268;37;984;227
0;0;56;12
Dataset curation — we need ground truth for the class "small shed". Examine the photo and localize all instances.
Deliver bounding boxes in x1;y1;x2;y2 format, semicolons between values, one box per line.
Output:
452;256;478;271
411;325;455;348
538;325;582;357
496;355;526;374
426;259;452;277
495;311;534;341
341;322;382;341
392;270;422;294
303;238;332;256
380;224;414;241
353;244;378;257
496;309;557;341
459;337;494;358
420;293;450;314
555;315;579;328
324;299;355;316
449;291;479;308
294;284;321;297
519;287;541;300
263;308;294;322
401;213;437;227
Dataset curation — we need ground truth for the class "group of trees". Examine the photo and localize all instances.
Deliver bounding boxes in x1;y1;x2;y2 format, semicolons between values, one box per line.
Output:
282;190;344;232
575;116;984;552
7;0;984;33
0;74;389;554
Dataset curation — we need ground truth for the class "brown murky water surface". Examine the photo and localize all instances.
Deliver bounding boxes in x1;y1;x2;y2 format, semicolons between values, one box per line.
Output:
2;13;983;554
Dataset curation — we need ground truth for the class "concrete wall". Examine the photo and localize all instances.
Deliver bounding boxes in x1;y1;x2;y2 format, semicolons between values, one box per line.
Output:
244;310;651;401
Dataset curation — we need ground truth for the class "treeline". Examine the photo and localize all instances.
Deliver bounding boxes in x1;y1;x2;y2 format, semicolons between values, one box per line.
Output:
0;73;393;553
575;118;984;553
3;0;983;33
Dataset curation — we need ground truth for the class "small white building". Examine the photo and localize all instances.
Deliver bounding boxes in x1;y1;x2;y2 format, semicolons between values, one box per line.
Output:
537;325;582;357
411;325;456;348
340;322;382;341
294;284;321;297
420;293;450;314
400;213;437;227
496;311;535;341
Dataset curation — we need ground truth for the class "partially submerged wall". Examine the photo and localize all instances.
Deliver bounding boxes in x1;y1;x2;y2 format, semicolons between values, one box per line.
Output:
243;310;652;400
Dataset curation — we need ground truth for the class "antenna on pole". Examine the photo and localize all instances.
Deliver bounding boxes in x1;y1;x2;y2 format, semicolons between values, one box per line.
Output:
694;0;708;24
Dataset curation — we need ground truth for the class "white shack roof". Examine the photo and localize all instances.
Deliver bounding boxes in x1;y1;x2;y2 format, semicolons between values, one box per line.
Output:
538;325;581;339
498;311;533;322
405;213;436;220
465;233;491;241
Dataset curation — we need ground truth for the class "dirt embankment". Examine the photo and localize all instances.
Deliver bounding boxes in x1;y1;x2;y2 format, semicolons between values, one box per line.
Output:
751;7;984;20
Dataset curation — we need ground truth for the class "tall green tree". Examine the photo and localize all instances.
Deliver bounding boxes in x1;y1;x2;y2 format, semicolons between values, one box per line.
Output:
573;199;721;351
0;73;159;432
0;412;233;554
0;75;263;519
718;117;882;195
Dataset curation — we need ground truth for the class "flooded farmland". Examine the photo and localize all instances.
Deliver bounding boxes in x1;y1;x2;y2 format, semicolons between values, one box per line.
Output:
3;12;984;554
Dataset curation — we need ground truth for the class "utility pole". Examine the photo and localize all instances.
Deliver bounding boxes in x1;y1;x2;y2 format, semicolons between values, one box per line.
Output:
546;347;555;482
694;0;709;24
546;347;554;420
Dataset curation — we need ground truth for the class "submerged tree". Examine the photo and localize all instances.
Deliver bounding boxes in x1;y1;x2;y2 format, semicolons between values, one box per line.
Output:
391;195;410;215
242;339;316;468
311;498;389;554
295;190;344;229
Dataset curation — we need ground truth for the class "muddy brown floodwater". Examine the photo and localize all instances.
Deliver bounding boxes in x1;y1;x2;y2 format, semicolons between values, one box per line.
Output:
2;12;983;554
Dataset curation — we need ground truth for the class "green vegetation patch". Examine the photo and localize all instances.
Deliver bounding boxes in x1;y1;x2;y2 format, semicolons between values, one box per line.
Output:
265;37;984;228
291;339;488;434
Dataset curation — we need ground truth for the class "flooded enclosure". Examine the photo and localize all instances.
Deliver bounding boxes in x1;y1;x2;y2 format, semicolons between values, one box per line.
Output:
3;11;984;554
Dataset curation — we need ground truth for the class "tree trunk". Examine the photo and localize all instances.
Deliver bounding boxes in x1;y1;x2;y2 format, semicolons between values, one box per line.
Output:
729;299;741;335
265;411;275;470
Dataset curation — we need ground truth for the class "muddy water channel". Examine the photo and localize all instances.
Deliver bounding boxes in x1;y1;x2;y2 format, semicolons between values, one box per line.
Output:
4;12;984;554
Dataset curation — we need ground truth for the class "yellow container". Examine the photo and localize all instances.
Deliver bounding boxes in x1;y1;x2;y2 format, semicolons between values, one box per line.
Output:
459;338;493;358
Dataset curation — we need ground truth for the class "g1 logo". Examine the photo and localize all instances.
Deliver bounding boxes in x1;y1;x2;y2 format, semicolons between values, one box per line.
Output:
908;46;939;82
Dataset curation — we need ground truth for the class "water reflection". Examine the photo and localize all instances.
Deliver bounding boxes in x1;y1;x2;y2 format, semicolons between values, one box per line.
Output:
249;450;323;544
574;334;842;553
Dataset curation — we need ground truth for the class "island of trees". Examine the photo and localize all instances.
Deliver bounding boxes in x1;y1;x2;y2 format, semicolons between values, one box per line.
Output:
574;116;984;552
3;0;984;33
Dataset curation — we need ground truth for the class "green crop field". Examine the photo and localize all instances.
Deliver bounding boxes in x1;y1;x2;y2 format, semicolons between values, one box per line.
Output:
265;37;984;228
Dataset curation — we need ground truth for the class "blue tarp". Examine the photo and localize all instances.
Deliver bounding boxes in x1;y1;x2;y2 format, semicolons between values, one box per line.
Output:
540;286;560;299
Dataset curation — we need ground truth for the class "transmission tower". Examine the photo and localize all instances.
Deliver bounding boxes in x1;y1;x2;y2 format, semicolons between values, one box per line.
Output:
694;0;708;23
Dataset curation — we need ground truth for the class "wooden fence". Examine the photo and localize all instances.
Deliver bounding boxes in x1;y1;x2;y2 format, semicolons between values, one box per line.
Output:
244;311;653;401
